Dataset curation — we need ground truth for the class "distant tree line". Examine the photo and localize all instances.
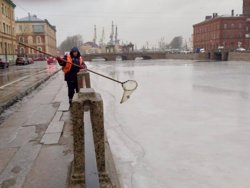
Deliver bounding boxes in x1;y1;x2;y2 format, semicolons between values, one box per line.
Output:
59;35;84;52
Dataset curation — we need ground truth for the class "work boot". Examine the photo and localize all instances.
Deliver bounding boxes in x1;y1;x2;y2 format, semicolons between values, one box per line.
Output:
69;99;73;107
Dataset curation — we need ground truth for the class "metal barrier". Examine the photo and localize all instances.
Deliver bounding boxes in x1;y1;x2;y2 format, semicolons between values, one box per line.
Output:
69;70;112;188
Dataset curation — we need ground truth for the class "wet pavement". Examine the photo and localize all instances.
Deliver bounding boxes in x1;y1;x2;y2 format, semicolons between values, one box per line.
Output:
0;72;73;188
89;60;250;188
0;62;60;115
0;61;50;87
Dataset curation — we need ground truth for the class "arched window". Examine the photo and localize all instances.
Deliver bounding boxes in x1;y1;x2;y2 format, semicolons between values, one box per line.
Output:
19;36;24;43
36;36;41;44
28;36;33;44
20;47;25;54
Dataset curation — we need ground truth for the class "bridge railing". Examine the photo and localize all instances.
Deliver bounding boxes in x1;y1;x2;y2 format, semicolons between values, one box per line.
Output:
69;70;112;187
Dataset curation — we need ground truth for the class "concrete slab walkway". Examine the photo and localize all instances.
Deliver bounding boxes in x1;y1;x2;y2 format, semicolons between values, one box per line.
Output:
0;72;73;188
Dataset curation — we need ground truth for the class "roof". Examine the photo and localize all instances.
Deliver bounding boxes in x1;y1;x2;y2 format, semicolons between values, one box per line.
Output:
4;0;16;8
16;14;56;32
193;15;247;27
82;42;99;48
16;14;43;22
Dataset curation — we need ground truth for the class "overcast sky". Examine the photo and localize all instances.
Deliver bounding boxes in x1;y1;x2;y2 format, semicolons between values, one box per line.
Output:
14;0;242;48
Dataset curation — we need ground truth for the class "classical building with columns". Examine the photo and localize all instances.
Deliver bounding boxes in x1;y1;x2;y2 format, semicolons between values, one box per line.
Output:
0;0;16;62
16;14;57;58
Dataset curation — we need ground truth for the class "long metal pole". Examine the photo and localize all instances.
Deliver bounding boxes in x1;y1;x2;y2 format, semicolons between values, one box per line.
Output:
19;42;123;84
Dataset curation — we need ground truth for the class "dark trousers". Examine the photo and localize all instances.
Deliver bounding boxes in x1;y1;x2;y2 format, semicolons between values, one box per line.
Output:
67;79;79;100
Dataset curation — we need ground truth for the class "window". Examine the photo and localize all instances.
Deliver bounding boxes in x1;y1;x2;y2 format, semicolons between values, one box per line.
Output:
1;4;4;14
20;47;25;54
0;42;2;53
239;23;242;29
231;24;235;29
224;24;227;29
19;25;23;32
28;36;33;44
19;36;24;43
36;36;42;44
32;24;44;33
4;6;6;16
3;23;5;33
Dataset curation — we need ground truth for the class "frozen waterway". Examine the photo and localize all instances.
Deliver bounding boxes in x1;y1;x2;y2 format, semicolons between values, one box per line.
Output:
89;60;250;188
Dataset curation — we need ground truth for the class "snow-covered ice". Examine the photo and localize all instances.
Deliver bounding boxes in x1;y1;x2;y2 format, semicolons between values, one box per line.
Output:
89;60;250;188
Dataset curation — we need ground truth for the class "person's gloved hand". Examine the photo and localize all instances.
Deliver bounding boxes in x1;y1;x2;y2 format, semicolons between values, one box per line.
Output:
56;56;62;62
80;63;87;70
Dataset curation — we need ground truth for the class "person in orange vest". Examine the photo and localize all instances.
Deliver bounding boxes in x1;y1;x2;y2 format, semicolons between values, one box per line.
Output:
57;47;86;107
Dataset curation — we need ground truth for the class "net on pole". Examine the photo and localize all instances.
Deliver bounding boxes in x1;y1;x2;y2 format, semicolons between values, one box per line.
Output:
120;80;138;104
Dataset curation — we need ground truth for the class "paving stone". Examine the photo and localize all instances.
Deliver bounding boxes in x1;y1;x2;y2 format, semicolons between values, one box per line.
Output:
24;104;58;126
45;121;64;134
0;143;42;188
0;148;18;174
52;111;63;122
58;102;69;112
22;145;73;188
0;126;37;150
40;133;61;145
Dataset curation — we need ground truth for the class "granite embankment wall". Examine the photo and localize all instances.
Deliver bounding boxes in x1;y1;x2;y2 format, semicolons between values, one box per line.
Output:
166;52;250;62
165;53;197;60
228;52;250;61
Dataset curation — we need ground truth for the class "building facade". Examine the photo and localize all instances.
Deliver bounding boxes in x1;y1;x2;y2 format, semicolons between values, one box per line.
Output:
243;0;250;17
0;0;16;62
193;0;250;52
193;16;250;51
16;14;57;58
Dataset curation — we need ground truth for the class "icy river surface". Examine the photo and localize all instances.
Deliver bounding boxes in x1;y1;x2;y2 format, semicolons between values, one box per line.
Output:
89;60;250;188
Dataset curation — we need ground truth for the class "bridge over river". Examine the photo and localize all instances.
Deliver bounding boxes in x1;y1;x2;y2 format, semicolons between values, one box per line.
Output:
83;51;166;61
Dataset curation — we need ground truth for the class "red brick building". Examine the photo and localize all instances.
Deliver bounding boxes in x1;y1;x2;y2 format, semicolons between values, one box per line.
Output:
193;0;250;52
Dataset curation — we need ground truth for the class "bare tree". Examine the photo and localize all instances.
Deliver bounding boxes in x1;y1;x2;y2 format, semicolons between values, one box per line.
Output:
59;35;83;52
158;37;167;51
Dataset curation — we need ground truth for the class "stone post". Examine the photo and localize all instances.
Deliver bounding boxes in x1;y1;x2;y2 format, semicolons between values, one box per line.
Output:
90;93;105;173
71;96;85;184
77;70;91;89
70;88;107;186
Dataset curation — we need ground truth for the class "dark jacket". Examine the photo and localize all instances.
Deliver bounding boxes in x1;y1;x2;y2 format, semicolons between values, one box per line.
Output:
59;47;84;81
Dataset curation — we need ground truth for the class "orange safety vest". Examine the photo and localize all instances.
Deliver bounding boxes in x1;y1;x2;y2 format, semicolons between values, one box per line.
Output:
63;54;83;74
